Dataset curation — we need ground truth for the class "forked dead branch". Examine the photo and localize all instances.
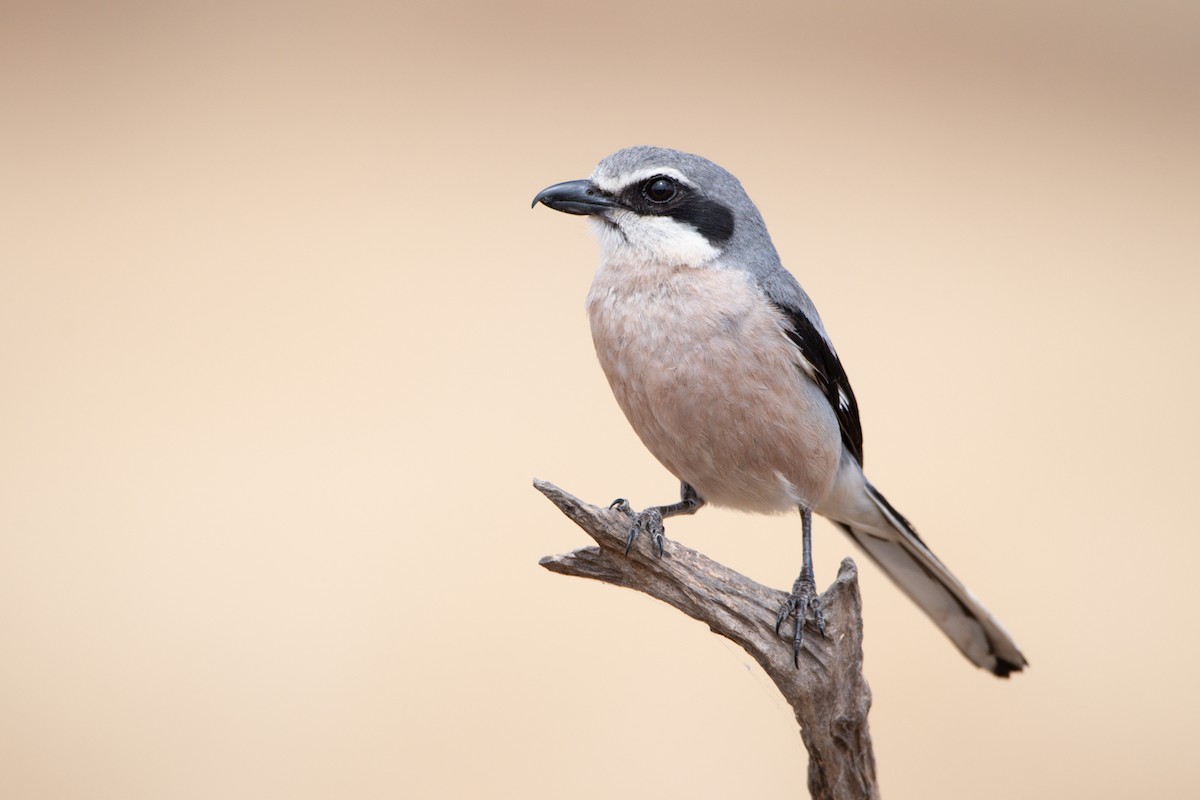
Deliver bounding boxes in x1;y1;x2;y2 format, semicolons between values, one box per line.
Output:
536;479;879;800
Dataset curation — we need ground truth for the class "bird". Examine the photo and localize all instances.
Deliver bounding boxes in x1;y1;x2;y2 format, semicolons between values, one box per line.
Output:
532;146;1026;677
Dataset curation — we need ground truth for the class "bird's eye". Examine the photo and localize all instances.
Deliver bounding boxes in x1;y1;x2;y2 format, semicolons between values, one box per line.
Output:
643;177;677;203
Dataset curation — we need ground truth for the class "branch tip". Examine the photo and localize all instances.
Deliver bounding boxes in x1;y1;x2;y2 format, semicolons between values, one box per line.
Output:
535;480;878;800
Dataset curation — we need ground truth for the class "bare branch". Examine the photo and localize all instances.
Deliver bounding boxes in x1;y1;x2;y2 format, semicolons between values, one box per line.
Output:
536;479;878;800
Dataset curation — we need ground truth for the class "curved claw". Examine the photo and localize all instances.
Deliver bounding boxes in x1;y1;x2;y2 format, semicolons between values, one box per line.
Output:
619;506;666;558
607;494;695;559
776;579;826;666
774;603;790;636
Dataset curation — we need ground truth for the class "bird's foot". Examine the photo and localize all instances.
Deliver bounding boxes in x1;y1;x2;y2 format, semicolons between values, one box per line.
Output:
609;499;667;558
775;573;826;666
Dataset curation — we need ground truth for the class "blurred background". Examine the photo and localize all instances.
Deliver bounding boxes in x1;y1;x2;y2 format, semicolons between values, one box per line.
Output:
2;1;1197;797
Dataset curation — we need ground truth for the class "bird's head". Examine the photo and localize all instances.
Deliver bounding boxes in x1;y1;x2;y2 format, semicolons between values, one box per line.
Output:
533;146;775;270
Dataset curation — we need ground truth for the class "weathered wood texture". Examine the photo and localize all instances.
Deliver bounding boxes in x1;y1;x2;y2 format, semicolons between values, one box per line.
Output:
536;479;879;800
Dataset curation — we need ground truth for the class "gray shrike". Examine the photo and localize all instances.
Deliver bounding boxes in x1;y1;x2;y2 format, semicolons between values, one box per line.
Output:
533;146;1026;677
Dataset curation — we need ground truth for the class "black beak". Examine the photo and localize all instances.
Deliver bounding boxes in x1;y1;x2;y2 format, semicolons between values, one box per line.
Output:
531;179;618;216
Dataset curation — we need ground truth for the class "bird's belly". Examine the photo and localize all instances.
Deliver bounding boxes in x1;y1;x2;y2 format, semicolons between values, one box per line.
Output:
586;262;841;513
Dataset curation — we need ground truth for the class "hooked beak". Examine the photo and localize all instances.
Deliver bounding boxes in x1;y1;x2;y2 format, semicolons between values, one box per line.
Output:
531;179;619;216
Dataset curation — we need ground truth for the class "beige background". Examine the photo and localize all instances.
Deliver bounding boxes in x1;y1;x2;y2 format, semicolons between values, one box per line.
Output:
2;1;1198;798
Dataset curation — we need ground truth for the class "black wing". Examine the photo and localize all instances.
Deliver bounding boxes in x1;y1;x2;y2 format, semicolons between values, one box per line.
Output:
773;304;865;465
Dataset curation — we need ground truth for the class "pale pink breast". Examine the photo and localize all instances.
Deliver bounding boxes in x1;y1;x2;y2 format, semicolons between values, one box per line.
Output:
587;261;842;513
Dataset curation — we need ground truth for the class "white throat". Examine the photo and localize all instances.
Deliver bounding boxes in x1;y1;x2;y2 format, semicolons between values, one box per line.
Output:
589;213;721;269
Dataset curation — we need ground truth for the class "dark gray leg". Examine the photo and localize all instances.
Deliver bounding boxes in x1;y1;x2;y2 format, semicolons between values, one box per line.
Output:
775;506;827;666
610;482;704;557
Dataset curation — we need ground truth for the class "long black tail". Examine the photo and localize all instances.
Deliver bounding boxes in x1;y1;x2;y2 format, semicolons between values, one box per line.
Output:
837;483;1027;677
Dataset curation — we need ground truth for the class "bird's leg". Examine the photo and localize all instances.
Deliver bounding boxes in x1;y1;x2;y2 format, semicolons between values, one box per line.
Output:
775;506;827;666
609;482;704;557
